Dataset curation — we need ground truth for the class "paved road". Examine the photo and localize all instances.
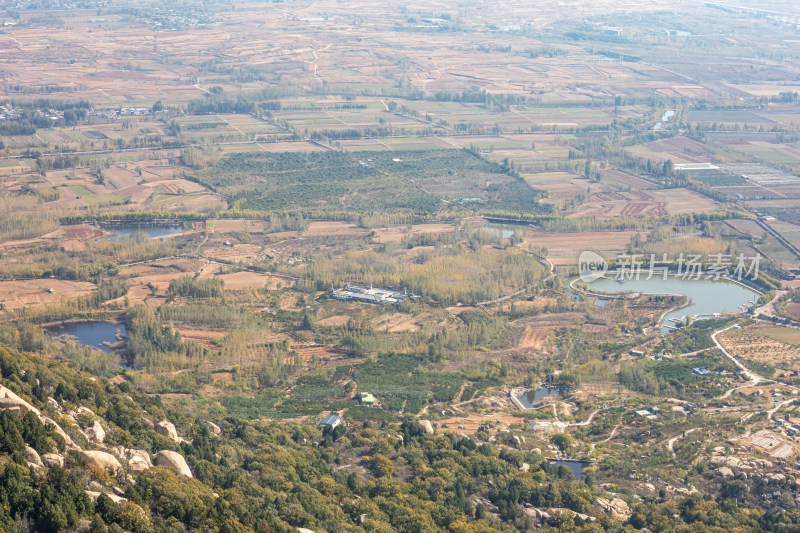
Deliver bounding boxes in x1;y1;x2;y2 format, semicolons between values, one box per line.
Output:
768;398;796;420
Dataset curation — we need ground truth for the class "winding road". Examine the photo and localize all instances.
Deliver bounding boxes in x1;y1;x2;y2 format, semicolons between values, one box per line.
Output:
667;428;698;457
711;325;764;385
568;409;600;427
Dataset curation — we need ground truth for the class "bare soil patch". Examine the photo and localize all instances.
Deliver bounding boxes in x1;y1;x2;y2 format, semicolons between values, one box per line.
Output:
0;279;96;311
319;315;351;327
211;371;235;384
522;231;640;266
371;223;455;244
519;326;551;349
293;345;348;365
302;221;368;238
174;327;226;349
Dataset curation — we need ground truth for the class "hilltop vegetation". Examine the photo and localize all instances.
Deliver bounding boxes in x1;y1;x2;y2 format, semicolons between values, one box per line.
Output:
2;345;800;533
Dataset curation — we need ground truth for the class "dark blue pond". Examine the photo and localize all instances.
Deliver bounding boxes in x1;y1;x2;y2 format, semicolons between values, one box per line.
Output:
46;321;126;353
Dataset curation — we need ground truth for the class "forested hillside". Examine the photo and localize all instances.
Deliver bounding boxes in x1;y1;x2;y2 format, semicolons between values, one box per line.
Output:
1;345;799;533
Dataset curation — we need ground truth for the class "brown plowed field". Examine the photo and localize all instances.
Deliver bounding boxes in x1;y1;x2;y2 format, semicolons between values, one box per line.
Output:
293;345;347;364
174;327;227;350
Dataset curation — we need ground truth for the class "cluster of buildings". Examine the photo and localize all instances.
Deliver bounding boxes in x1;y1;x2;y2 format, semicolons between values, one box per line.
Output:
634;406;661;421
0;104;19;122
90;107;160;120
330;284;415;305
134;7;212;31
774;417;800;439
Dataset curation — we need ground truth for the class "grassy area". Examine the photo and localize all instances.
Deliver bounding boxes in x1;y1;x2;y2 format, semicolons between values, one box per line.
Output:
687;110;773;123
758;327;800;346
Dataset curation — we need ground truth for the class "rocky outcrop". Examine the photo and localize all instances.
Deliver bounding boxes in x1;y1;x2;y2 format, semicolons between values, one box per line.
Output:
39;415;79;451
765;473;786;485
85;491;127;504
41;453;64;468
0;384;39;418
417;420;434;434
202;419;222;436
86;421;105;444
717;467;734;478
80;450;122;472
155;420;180;442
127;449;152;473
598;497;632;520
711;455;741;468
525;507;596;524
25;446;43;467
155;450;192;477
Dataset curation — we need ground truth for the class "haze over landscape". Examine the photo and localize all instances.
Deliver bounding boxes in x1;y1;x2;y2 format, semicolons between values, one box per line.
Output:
4;0;800;531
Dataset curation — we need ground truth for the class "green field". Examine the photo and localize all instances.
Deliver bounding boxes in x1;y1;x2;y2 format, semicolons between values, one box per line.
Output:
759;327;800;346
687;110;773;124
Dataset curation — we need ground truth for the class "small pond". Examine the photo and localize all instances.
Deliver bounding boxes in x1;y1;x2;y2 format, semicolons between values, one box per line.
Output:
102;223;185;240
548;459;586;480
484;222;527;240
515;386;564;409
46;321;126;353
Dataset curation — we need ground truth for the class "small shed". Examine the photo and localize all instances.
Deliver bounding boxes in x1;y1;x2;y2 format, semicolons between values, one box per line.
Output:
359;392;375;405
321;414;341;429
